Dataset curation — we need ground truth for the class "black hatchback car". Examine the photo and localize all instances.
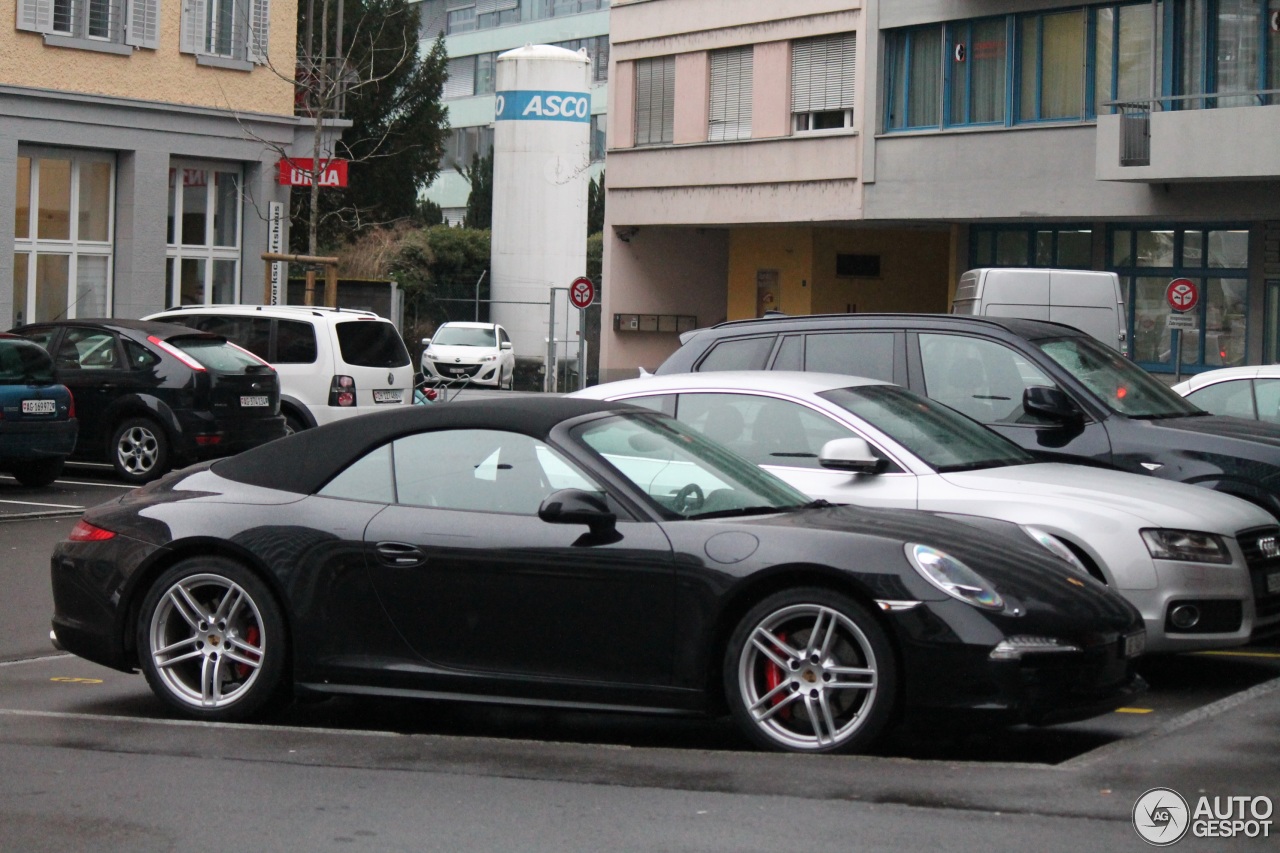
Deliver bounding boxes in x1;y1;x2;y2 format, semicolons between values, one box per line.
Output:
658;313;1280;526
11;319;285;483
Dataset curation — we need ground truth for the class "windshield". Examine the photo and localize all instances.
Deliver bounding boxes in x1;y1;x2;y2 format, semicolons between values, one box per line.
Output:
817;385;1034;473
433;325;497;348
1037;336;1201;418
572;412;812;519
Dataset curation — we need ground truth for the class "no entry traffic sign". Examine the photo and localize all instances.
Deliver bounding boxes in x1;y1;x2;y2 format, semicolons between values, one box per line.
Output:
570;276;595;309
1166;278;1199;313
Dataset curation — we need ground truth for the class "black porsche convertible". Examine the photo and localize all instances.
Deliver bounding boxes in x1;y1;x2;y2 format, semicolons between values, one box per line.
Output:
50;397;1145;753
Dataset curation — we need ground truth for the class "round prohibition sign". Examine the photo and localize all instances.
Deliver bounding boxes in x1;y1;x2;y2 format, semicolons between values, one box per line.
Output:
570;276;595;309
1166;278;1199;313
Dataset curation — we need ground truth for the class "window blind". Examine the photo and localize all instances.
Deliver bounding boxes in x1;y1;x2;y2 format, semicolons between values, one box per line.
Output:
792;32;856;113
634;56;675;145
709;46;753;141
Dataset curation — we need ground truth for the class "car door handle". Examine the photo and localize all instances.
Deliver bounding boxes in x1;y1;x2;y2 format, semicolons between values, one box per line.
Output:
375;541;426;567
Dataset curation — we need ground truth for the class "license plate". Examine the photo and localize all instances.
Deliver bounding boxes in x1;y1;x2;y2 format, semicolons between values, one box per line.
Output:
1268;572;1280;595
448;368;467;375
21;399;56;414
1122;632;1146;659
373;389;403;404
240;396;269;408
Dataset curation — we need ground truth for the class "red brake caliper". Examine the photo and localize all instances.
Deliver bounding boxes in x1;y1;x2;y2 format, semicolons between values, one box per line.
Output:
235;625;261;679
764;633;791;719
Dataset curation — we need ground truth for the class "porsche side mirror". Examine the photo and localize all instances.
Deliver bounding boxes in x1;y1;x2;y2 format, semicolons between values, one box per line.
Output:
819;438;887;475
539;488;616;533
1023;385;1081;423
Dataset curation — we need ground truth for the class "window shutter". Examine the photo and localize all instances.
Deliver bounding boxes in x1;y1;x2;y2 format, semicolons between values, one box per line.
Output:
125;0;160;48
17;0;54;34
475;0;498;14
792;33;856;113
446;0;474;9
709;46;753;141
634;60;654;144
180;0;207;54
247;0;270;64
633;56;674;145
443;56;475;99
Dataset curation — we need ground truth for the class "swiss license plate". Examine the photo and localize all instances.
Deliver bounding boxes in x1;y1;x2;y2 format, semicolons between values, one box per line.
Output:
1122;632;1146;659
448;367;467;375
21;399;56;415
1267;572;1280;595
240;395;269;408
373;389;403;404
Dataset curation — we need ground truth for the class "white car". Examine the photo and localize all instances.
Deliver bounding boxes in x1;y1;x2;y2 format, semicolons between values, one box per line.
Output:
1171;366;1280;425
421;322;515;389
574;371;1280;653
145;305;414;433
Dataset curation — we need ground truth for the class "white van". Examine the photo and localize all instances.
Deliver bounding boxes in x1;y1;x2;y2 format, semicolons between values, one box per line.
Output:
951;268;1128;355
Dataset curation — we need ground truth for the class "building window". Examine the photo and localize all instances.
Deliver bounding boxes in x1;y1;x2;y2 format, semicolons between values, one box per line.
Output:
590;114;606;161
18;0;158;50
12;150;115;325
1110;225;1249;372
1017;9;1086;121
792;32;856;132
1094;3;1162;115
634;56;675;146
835;254;881;278
166;164;242;307
441;125;494;169
886;26;942;130
554;35;610;83
971;225;1094;269
948;18;1007;125
443;52;498;99
709;46;753;141
179;0;269;65
1177;0;1280;108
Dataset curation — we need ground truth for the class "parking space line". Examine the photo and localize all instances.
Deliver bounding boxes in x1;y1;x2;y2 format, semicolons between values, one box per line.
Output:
1192;650;1280;660
0;707;403;739
0;474;134;489
0;498;84;509
1114;707;1153;714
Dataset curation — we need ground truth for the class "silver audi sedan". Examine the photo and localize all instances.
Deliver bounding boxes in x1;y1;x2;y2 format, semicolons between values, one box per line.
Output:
574;371;1280;653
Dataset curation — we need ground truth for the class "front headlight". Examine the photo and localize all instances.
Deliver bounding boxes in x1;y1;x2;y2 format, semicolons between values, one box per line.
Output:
905;544;1005;611
989;636;1081;660
1140;529;1232;564
1021;526;1090;575
479;354;498;362
424;349;437;360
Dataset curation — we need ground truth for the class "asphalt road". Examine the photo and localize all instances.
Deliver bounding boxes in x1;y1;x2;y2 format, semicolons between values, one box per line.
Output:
2;465;1278;851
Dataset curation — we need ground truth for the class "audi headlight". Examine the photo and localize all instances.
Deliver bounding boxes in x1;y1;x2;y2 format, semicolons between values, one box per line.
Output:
905;544;1005;611
1021;526;1090;575
1140;529;1232;564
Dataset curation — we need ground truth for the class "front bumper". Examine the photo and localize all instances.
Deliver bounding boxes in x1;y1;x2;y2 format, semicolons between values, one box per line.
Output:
1123;557;1268;652
422;359;501;386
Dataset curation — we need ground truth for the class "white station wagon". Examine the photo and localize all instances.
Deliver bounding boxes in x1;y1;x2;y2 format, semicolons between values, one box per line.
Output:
574;371;1280;653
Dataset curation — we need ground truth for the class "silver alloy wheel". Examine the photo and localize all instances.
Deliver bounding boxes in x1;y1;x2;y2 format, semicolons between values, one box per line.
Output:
116;423;161;476
147;573;266;710
737;602;878;751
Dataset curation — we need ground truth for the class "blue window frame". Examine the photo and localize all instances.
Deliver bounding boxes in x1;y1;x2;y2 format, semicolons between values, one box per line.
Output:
946;18;1010;126
971;225;1094;269
1174;0;1280;108
886;25;944;130
1109;225;1250;373
1016;9;1088;122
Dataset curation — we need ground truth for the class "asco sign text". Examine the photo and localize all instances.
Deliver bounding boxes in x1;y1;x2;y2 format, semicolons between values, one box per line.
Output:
496;90;591;123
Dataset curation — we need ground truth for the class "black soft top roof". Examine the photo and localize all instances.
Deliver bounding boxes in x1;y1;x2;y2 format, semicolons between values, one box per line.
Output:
212;396;630;494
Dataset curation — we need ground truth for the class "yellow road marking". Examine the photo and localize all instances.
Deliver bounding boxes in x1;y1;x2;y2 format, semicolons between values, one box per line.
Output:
50;677;103;684
1115;707;1154;714
1192;650;1280;660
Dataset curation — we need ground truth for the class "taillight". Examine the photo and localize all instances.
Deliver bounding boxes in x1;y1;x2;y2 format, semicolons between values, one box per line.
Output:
147;336;206;372
67;389;75;420
329;375;356;407
68;520;116;542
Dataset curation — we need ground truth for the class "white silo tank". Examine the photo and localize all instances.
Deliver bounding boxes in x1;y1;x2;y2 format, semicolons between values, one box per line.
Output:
491;44;592;378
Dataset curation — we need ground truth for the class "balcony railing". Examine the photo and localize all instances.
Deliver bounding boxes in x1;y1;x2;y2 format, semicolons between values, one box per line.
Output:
1106;90;1280;168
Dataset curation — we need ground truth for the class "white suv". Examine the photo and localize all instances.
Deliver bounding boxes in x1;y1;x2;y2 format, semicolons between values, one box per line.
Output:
144;305;413;433
421;322;515;389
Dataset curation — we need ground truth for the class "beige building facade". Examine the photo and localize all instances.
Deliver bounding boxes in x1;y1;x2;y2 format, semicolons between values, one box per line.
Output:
2;0;332;326
600;0;1280;382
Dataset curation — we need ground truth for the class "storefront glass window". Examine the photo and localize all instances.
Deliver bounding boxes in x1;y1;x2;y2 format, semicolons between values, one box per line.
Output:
1207;230;1249;268
78;161;112;243
167;161;241;306
38;159;72;241
35;254;70;321
1135;230;1175;266
15;157;30;239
